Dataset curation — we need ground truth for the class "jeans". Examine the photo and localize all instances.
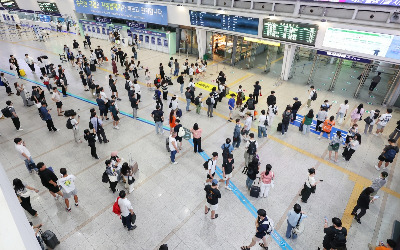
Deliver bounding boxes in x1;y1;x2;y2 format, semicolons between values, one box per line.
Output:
302;124;311;134
186;99;191;111
174;69;179;76
193;137;202;152
281;123;289;134
286;221;297;239
121;214;133;229
364;123;374;134
232;137;241;148
24;157;37;172
292;109;298;122
170;150;177;162
389;129;400;141
246;177;254;190
207;105;213;117
180;84;184;93
258;126;267;138
336;112;345;124
155;121;163;134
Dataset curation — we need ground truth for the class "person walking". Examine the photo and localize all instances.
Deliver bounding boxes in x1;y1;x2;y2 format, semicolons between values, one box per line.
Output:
173;119;183;150
307;86;316;108
51;88;63;116
117;190;137;231
14;138;37;173
204;179;221;219
185;87;192;112
286;203;307;239
236;85;244;109
328;131;342;163
253;81;261;104
301;109;314;135
316;106;328;135
369;72;382;94
177;72;184;94
246;94;256;118
370;171;388;200
5;101;23;131
37;162;63;200
266;91;276;107
190;123;203;153
57;168;79;212
318;116;335;139
24;54;36;73
267;103;278;127
350;104;365;127
188;78;195;103
336;100;349;125
84;129;99;159
300;168;320;203
322;217;347;250
195;93;203;114
351;187;374;224
374;139;399;171
173;59;179;76
39;101;58;132
374;108;393;136
342;133;361;161
206;93;215;118
151;105;164;135
364;109;380;134
227;94;236;121
281;106;293;136
241;209;272;250
233;119;242;148
291;97;302;122
105;160;119;193
68;111;82;143
206;152;218;184
389;120;400;141
222;154;234;190
13;178;39;217
90;111;108;144
244;133;258;169
129;91;139;119
221;138;234;164
259;164;274;198
246;157;260;190
169;132;179;164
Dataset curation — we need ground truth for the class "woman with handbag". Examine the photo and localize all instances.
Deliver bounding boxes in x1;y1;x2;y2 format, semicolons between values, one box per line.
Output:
259;164;274;198
342;133;361;161
350;104;365;127
363;109;380;134
105;159;119;193
13;178;39;217
328;131;342;163
302;109;314;135
121;162;135;194
300;168;320;203
286;203;307;239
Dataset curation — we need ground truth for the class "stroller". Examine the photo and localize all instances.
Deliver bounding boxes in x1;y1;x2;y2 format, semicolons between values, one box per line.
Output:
59;54;67;63
123;153;139;193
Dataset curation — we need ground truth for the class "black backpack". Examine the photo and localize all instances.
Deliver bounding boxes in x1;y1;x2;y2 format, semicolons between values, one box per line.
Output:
153;111;162;122
222;144;230;158
206;97;211;105
66;118;73;129
282;112;291;124
264;118;269;126
1;107;12;118
125;81;130;91
194;97;200;105
331;229;347;248
247;141;257;155
247;99;255;109
311;91;317;101
102;171;110;183
203;159;211;170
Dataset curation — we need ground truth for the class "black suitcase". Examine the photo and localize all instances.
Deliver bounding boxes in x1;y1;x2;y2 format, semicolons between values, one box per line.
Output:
277;122;282;132
41;230;60;249
250;185;260;198
64;109;75;117
90;63;96;72
166;137;170;152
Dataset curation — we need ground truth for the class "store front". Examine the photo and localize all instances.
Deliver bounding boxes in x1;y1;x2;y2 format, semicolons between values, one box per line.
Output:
178;26;198;57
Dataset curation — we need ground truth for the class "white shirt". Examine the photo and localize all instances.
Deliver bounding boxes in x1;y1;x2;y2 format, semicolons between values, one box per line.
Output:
134;83;141;94
171;100;178;110
189;67;194;75
208;159;217;174
268;105;278;116
258;115;267;128
25;56;34;65
308;90;316;100
245;139;259;150
71;118;78;130
338;103;349;114
15;144;31;160
37;61;45;68
118;198;133;217
306;176;316;188
244;116;252;130
100;92;108;103
52;92;61;102
378;113;392;126
169;136;177;151
188;81;195;90
57;175;76;193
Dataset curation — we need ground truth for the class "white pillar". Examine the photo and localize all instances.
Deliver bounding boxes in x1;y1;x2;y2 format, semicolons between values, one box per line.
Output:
196;28;207;60
280;44;297;81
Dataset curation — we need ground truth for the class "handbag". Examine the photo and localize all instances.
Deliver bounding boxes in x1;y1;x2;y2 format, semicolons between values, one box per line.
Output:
109;175;118;182
364;116;372;124
291;214;305;235
270;179;274;189
299;123;304;132
127;175;135;185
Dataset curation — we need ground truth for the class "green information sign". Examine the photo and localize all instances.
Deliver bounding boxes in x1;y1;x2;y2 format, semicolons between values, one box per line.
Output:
262;20;318;46
38;2;60;13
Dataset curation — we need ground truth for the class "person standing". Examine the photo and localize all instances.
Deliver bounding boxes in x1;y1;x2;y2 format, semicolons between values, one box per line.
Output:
188;78;196;103
351;187;374;224
129;91;139;119
389;120;400;141
51;88;63;116
57;168;79;212
1;73;14;96
253;81;261;104
151;105;164;135
374;139;399;171
246;157;259;190
342;133;361;161
14;138;37;173
307;86;316;108
96;94;108;120
374;108;393;136
112;59;118;75
169;132;179;164
300;168;320;203
281;106;293;136
328;131;342;163
84;129;99;159
241;209;272;250
204;179;221;219
228;94;235;121
316;106;328;135
322;217;347;250
243;112;253;141
185;87;192;112
206;93;215;118
190;123;203;153
246;94;256;118
174;59;179;76
364;109;380;135
301;109;314;135
350;104;365;127
117;190;137;231
206;152;218;184
109;101;120;130
173;119;183;150
222;154;234;190
370;171;388;200
245;133;258;169
161;79;169;101
291;97;302;122
69;112;82;143
13;178;39;217
177;72;185;94
221;138;234;164
266;91;276;107
37;162;63;200
318;116;335;140
195;93;203;114
233;119;242;148
286;203;307;239
10;55;21;77
109;75;121;101
5;101;23;131
268;103;278;127
105;160;119;193
24;54;36;73
369;72;382;94
169;109;177;133
90;111;109;144
259;164;274;198
159;63;165;79
39;101;58;132
236;85;244;109
368;239;396;250
336;100;349;125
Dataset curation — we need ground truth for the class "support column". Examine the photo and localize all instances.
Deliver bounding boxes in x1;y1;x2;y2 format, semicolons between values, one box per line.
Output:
354;63;373;98
328;59;344;91
280;44;296;81
264;45;271;73
196;28;207;60
384;69;400;106
231;36;238;66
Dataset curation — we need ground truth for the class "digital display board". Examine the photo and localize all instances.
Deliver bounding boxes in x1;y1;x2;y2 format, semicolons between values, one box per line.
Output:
262;19;318;46
189;11;259;36
301;0;400;7
38;2;60;13
0;0;19;9
74;0;168;25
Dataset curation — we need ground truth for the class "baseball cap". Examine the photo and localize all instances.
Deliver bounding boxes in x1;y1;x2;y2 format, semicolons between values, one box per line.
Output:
212;179;218;186
293;97;298;100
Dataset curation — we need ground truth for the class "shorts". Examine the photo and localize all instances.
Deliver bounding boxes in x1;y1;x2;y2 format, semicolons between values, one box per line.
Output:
110;86;117;92
47;185;60;194
253;234;267;241
207;173;215;179
378;155;393;163
327;145;339;152
376;124;385;130
205;202;218;211
56;101;63;108
224;173;232;179
113;115;120;121
99;108;107;116
175;136;182;142
62;188;78;199
229;110;233;115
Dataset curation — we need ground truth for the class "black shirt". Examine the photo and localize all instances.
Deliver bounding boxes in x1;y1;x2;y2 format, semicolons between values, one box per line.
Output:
222;159;234;175
267;95;276;106
130;96;138;109
323;226;347;246
204;185;221;205
292;101;302;111
39;168;58;188
151;110;164;122
247;162;259;180
174;124;183;138
253;84;261;95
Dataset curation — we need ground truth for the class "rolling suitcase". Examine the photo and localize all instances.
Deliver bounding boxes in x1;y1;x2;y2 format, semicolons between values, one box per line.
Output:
250;177;260;198
40;229;60;249
19;69;26;76
166;137;170;152
277;122;282;132
90;63;96;72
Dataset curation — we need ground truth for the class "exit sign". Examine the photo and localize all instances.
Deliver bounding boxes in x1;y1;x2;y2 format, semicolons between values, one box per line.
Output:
262;19;318;46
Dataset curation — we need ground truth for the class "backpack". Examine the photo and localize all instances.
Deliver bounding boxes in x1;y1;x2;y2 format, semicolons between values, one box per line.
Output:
282;112;291;124
125;81;130;91
311;90;317;101
264;117;269;126
206;97;211;105
331;229;347;248
384;148;397;161
272;106;278;115
178;126;185;137
89;120;94;130
247;141;257;155
262;216;275;235
194;97;200;105
112;197;121;216
66;118;73;129
1;107;12;118
168;61;172;67
247;99;255;109
153;111;162;122
222;144;230;158
102;171;109;183
241;92;245;100
203;159;211;170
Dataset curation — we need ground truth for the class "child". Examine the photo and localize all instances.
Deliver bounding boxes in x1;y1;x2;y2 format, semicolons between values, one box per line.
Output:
239;104;248;118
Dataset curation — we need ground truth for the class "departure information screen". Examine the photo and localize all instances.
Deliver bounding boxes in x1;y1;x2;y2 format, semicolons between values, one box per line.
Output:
189;11;259;35
38;2;60;13
0;0;18;9
262;19;318;46
301;0;400;7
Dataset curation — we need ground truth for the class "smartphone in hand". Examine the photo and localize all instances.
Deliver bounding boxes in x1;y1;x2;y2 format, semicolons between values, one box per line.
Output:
320;180;324;182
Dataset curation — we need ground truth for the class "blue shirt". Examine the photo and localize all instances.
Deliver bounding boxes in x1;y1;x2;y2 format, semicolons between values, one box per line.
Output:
287;210;307;227
96;98;106;110
155;90;161;99
39;106;52;120
221;143;234;154
228;98;235;110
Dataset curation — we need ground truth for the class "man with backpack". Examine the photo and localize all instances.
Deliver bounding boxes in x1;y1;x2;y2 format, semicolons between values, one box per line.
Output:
267;91;276;107
322;217;347;250
151;105;164;135
206;93;215;118
169;132;179;164
228;94;235;121
3;101;23;131
204;179;221;219
66;111;82;143
173;119;184;150
90;110;108;144
307;85;317;108
246;94;256;118
195;93;202;114
115;190;137;231
221;138;234;165
39;101;58;132
185;87;192;112
205;152;218;184
281;106;293;136
244;133;258;169
375;139;399;171
241;209;272;250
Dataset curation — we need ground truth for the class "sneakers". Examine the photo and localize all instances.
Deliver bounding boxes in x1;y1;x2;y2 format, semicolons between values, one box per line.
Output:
17;128;24;131
317;136;321;139
375;165;381;171
55;129;60;132
66;207;71;212
382;167;388;171
54;194;59;200
113;126;120;130
171;161;178;165
225;186;232;191
75;203;79;207
128;225;137;231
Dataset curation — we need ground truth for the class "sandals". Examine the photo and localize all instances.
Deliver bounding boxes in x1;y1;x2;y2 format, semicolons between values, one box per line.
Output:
205;208;210;214
259;243;268;249
240;247;250;250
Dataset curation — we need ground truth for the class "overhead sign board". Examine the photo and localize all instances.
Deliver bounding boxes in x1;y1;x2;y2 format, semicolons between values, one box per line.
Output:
244;37;280;46
0;0;18;9
301;0;400;7
317;50;372;63
38;2;60;13
126;20;146;29
262;19;318;46
74;0;168;26
95;16;112;23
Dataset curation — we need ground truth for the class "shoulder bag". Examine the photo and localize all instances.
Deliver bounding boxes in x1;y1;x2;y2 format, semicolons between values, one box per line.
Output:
291;213;305;235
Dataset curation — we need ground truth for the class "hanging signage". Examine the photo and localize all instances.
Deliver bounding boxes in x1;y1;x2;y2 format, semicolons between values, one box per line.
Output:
95;17;112;23
126;21;146;29
79;20;108;27
74;0;168;26
317;50;372;63
130;28;166;37
38;2;60;13
262;19;318;46
301;0;400;7
0;0;18;9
